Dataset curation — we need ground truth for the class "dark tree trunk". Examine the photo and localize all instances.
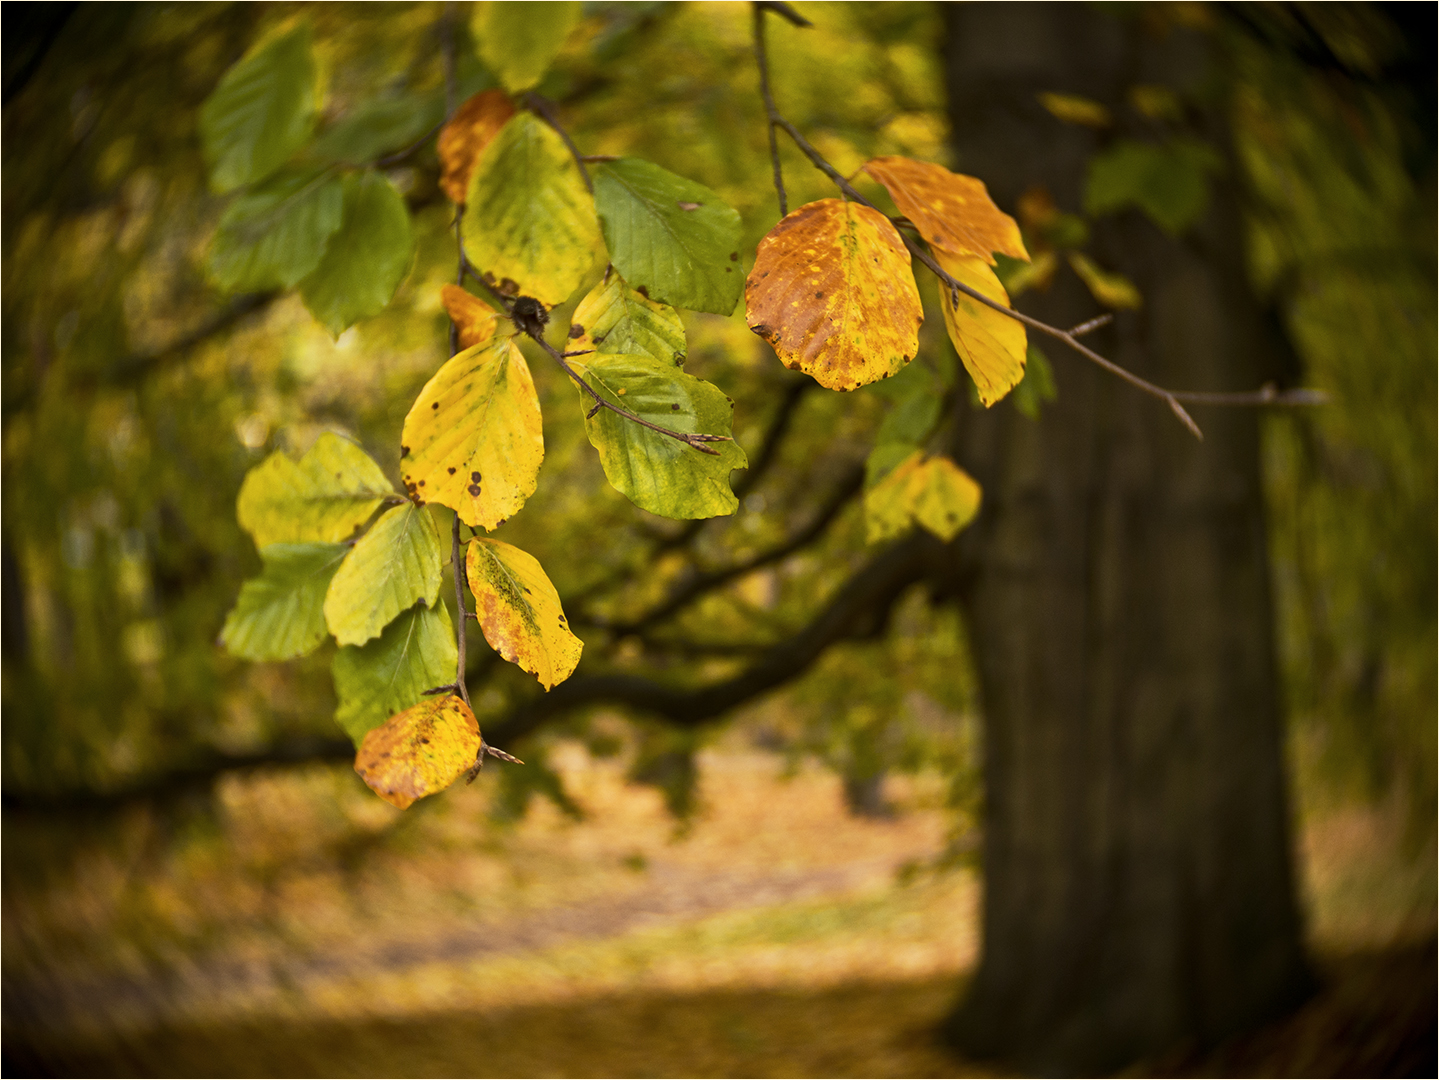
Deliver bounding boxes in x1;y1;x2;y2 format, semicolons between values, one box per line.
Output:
939;6;1312;1073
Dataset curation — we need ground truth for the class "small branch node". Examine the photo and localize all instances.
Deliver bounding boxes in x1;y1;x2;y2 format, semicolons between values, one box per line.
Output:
586;401;604;420
1068;313;1113;337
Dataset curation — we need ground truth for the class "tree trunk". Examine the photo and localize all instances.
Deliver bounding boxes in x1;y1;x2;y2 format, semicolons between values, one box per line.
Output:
939;6;1312;1073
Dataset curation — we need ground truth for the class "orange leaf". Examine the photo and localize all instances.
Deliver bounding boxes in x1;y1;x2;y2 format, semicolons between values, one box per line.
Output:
862;156;1029;265
745;199;922;392
438;90;516;205
440;284;501;349
354;694;482;809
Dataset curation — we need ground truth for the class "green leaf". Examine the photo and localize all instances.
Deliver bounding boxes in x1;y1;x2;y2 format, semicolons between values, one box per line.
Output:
305;92;446;166
1084;137;1223;236
237;431;396;548
200;23;317;193
570;272;688;364
470;1;580;93
324;502;442;647
1011;344;1058;421
594;158;744;315
571;352;747;519
461;112;602;306
332;602;457;745
209;170;345;292
220;542;347;661
299;171;415;337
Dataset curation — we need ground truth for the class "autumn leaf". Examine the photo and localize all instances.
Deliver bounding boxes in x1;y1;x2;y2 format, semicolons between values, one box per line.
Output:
437;89;516;205
332;602;456;743
466;538;582;690
865;450;982;545
862;156;1029;264
745;199;922;392
400;336;543;531
354;694;482;809
936;250;1028;407
221;542;347;661
237;431;396;547
440;284;501;349
471;1;580;95
1067;252;1142;310
323;502;443;647
570;272;687;365
461;111;602;306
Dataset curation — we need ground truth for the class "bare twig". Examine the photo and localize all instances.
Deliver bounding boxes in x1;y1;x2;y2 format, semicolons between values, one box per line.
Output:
524;92;593;193
753;4;791;217
748;6;1325;440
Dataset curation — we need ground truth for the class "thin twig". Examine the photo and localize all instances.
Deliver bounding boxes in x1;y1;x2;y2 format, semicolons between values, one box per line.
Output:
524;92;593;193
374;119;445;169
753;4;790;217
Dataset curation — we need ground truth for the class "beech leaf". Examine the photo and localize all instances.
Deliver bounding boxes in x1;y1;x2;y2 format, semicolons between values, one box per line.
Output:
400;337;543;531
437;89;516;204
865;451;982;545
237;431;396;548
745;199;923;392
570;353;747;519
208;170;345;293
593;158;744;315
471;1;581;94
332;602;456;744
440;284;502;349
862;156;1029;264
461;112;601;306
299;171;414;337
220;542;347;661
937;250;1028;407
354;694;482;810
200;23;317;193
467;539;582;690
323;502;443;647
569;272;687;364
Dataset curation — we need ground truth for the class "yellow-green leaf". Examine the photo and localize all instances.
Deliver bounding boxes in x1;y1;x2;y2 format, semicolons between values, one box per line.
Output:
332;602;456;744
400;337;543;531
221;542;347;661
571;352;747;519
237;431;396;548
937;250;1028;407
862;156;1029;264
354;694;482;809
323;502;443;647
865;451;982;545
1067;251;1142;310
745;199;923;392
570;272;687;364
461;112;601;306
466;538;582;690
470;1;580;94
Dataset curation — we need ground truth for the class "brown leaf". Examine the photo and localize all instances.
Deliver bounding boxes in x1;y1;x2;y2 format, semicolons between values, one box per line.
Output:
438;90;516;205
354;694;483;809
744;198;922;392
440;284;501;349
862;156;1029;264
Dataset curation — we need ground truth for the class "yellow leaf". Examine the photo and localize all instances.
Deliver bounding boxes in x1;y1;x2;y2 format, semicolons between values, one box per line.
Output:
1067;252;1142;310
436;89;515;205
354;694;482;810
237;431;395;547
440;284;501;349
937;250;1028;407
1037;92;1112;128
745;199;922;392
865;450;982;545
862;156;1029;264
400;337;543;531
466;538;582;690
461;112;602;307
570;271;687;364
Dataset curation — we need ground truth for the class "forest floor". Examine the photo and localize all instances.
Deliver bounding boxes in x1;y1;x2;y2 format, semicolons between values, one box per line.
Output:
3;741;1434;1077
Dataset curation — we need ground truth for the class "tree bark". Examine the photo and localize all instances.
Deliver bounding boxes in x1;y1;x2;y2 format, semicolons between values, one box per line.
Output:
939;6;1312;1072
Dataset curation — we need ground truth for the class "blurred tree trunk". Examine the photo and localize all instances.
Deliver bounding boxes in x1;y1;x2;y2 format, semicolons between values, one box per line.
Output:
940;5;1312;1072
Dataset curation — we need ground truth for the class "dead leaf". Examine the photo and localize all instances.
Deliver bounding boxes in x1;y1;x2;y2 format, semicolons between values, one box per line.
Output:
440;284;501;348
354;694;482;809
438;89;516;205
745;198;922;392
862;156;1029;264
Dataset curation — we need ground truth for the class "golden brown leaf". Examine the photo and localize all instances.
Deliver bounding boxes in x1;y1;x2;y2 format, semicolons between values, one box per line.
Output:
440;284;501;349
354;694;482;809
937;250;1027;407
437;89;515;205
745;199;922;392
467;538;582;690
862;156;1029;264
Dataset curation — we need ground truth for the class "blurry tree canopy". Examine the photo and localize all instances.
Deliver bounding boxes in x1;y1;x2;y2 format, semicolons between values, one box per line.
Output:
1;2;1432;1074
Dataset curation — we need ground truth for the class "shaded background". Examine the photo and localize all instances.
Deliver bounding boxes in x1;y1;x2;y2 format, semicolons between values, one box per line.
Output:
3;2;1434;1075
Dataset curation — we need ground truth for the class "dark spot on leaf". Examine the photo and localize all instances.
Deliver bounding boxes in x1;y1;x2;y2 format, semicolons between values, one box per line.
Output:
471;471;481;483
418;480;425;487
725;267;732;272
569;324;584;339
467;484;481;496
677;200;701;211
431;401;439;410
635;285;649;298
671;403;680;411
593;332;607;344
334;472;342;479
448;467;456;475
815;291;823;298
401;446;410;457
729;252;739;262
420;737;430;744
